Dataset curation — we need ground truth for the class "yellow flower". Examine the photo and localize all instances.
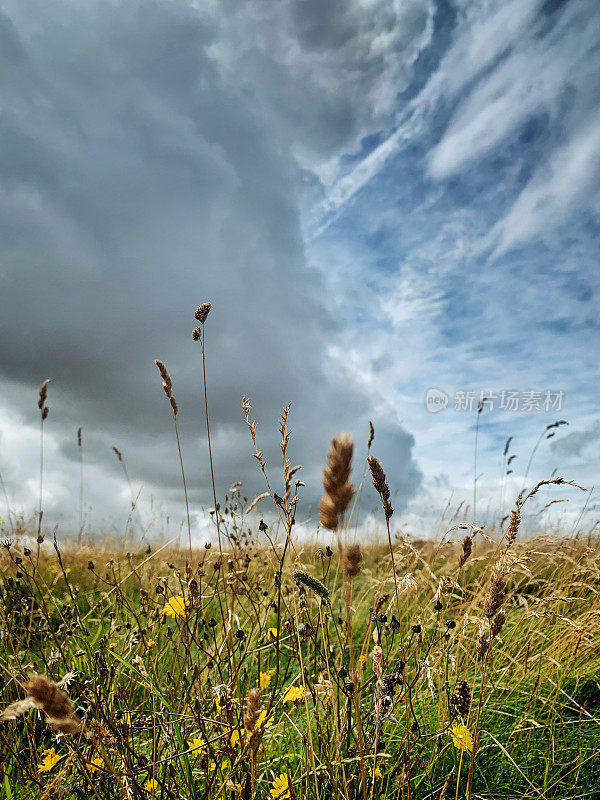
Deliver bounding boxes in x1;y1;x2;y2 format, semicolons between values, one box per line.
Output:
359;654;367;667
109;642;117;650
38;748;61;773
86;757;103;773
119;710;131;725
229;729;243;747
282;685;304;703
450;724;473;753
373;765;383;779
271;773;291;799
255;709;273;729
161;596;190;618
260;669;275;690
268;627;278;640
144;778;158;793
187;737;206;754
147;638;156;648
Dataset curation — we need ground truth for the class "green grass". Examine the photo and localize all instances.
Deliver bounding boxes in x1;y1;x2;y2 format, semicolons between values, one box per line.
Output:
1;513;599;800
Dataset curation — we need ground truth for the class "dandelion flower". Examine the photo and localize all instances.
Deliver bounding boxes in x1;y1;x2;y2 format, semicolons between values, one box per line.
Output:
144;778;158;793
282;685;304;703
161;596;190;618
38;748;61;773
260;669;275;690
86;757;103;773
271;773;291;799
450;724;473;753
187;737;206;754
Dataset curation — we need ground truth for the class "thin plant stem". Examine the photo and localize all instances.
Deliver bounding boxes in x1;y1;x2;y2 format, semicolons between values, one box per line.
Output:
38;417;44;537
172;414;192;560
0;468;14;535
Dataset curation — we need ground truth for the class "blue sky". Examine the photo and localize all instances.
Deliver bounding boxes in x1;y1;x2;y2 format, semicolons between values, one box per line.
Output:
1;0;599;538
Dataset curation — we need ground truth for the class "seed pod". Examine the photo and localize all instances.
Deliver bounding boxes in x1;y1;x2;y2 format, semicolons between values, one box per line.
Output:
451;679;471;716
293;569;329;598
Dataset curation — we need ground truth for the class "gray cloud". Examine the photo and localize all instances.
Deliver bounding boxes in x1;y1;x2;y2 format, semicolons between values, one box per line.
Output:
0;0;424;532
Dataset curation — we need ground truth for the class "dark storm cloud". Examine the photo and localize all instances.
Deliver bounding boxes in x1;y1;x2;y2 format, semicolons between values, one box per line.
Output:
0;0;425;528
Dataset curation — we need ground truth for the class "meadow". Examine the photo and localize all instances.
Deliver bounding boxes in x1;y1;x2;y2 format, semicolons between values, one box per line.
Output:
1;304;599;799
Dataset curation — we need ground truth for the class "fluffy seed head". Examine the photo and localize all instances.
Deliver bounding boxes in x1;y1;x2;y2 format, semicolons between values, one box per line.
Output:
1;676;81;735
318;434;354;530
342;543;362;579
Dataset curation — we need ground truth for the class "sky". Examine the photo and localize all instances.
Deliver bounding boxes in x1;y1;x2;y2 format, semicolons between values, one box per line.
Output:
1;0;599;541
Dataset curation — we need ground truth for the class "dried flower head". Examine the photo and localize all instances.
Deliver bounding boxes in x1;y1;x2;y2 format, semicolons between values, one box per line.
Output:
371;645;383;679
194;303;212;324
342;543;362;579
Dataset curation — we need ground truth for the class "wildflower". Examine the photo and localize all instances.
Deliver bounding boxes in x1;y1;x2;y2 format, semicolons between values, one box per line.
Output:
255;709;273;729
359;654;367;667
282;685;305;703
373;765;383;779
144;778;158;793
161;596;190;618
187;737;206;754
38;748;61;773
147;639;156;648
268;627;278;640
271;773;291;799
260;669;275;690
109;642;117;650
450;724;473;753
86;757;103;773
229;729;242;746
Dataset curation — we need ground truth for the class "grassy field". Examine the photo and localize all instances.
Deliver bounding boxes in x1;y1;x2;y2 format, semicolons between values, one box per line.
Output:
1;483;599;799
1;308;599;799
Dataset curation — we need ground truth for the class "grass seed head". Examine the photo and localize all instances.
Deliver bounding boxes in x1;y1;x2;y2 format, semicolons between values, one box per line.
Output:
318;434;354;530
